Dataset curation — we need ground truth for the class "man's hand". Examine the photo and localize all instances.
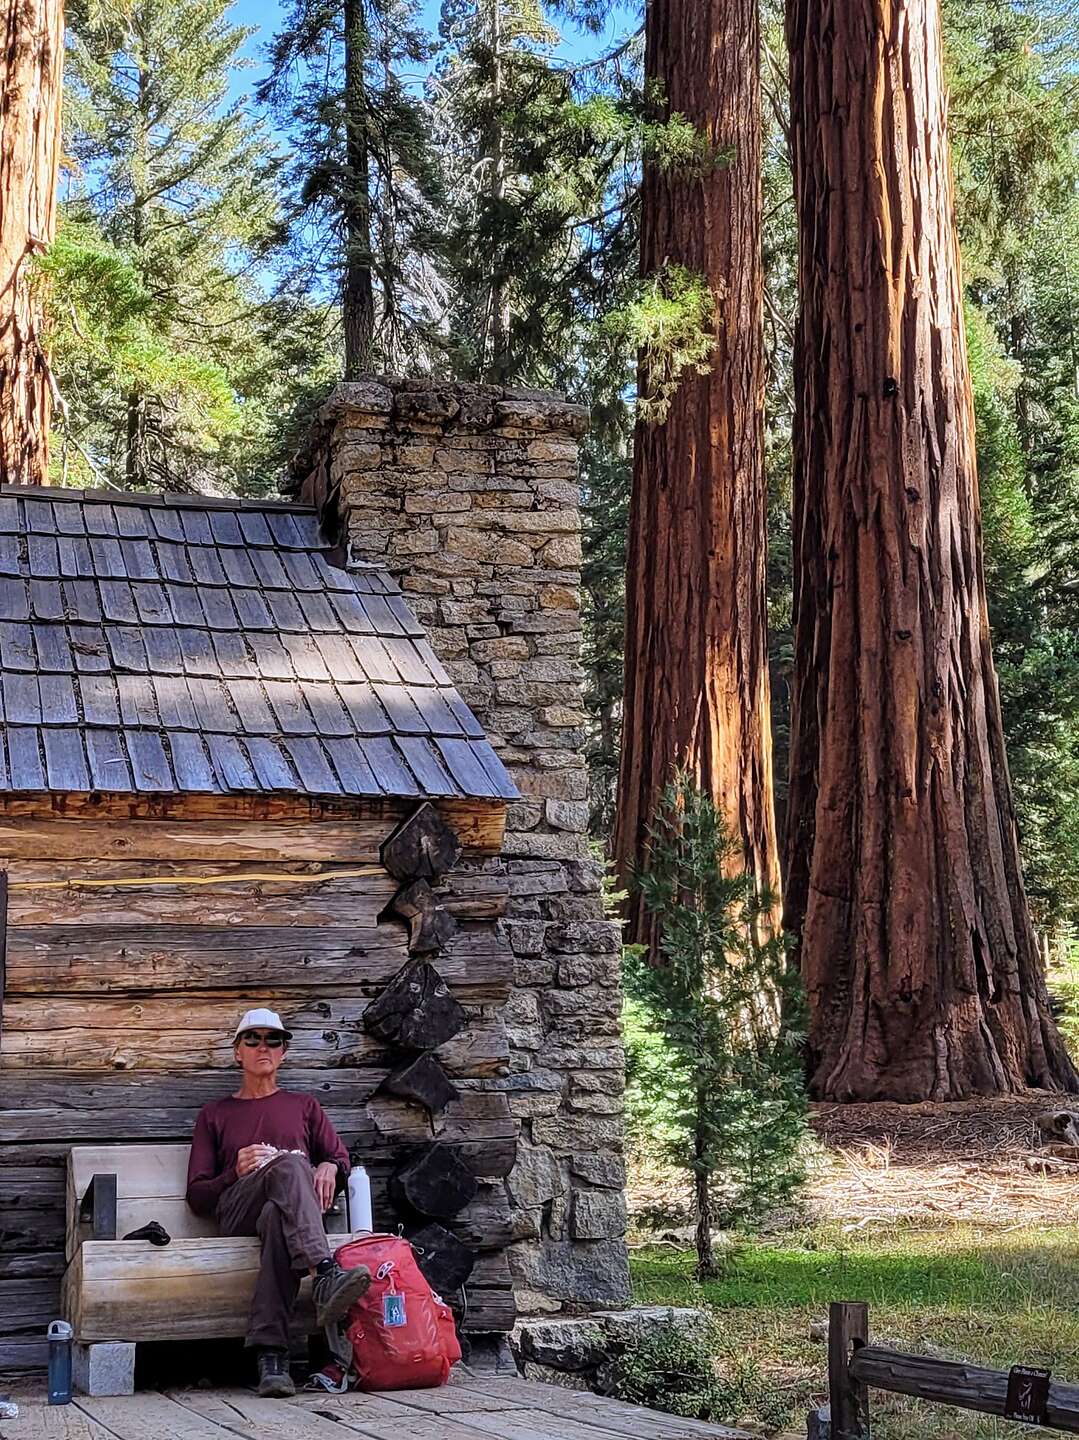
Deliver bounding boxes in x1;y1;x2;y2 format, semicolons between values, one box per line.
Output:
236;1144;276;1177
313;1161;338;1212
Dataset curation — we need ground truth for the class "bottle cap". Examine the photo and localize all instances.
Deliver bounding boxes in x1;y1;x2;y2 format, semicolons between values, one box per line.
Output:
47;1320;73;1340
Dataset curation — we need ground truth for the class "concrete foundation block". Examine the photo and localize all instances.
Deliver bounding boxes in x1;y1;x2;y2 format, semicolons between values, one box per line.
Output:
73;1341;136;1396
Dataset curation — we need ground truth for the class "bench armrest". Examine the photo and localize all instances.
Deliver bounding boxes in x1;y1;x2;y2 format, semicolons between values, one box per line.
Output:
78;1173;118;1240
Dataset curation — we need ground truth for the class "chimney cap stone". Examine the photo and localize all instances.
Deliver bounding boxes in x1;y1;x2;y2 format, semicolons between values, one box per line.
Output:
286;378;589;490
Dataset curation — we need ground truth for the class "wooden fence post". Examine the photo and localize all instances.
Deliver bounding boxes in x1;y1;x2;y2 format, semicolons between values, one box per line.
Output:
829;1302;869;1439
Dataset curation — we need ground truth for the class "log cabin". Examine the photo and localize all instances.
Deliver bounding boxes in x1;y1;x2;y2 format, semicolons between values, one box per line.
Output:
0;482;524;1372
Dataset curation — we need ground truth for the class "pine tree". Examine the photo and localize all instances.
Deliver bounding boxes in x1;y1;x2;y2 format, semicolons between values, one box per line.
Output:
59;0;303;492
581;439;631;832
626;775;806;1276
260;0;446;376
433;0;646;391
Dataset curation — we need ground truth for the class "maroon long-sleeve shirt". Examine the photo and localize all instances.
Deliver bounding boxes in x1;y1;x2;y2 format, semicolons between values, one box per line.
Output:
185;1089;351;1217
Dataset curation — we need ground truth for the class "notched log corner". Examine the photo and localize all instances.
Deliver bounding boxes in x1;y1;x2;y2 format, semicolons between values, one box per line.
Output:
408;1221;476;1292
381;802;463;884
391;1142;478;1219
380;1052;460;1111
361;957;467;1051
387;877;457;955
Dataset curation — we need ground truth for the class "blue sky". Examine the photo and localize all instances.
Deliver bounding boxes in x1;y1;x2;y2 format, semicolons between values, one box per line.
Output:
232;0;284;90
228;0;639;101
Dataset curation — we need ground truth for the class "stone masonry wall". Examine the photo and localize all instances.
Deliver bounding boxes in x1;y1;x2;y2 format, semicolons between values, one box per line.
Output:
289;379;631;1313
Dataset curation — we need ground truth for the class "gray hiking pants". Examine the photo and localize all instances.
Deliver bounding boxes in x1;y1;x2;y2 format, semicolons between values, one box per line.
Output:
215;1152;331;1350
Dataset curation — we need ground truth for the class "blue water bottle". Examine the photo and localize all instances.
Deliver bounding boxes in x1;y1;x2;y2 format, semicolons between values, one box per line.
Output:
47;1320;73;1405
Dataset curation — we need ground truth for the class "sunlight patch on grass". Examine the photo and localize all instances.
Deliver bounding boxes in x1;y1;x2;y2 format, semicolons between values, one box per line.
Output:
629;1223;1079;1437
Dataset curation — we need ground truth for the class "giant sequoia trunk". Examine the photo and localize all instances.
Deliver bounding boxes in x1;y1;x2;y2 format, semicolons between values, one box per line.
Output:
784;0;1079;1100
0;0;63;486
613;0;780;946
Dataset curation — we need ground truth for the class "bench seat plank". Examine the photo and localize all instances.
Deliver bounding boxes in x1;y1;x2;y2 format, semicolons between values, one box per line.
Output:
62;1234;367;1342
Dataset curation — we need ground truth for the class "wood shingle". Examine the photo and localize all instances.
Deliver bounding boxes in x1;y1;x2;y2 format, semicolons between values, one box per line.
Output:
0;486;518;802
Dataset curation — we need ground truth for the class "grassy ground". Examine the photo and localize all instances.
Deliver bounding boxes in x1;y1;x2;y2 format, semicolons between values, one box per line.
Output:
629;1222;1079;1437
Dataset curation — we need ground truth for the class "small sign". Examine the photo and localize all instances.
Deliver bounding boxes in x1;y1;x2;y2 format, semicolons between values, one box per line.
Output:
1005;1365;1051;1424
383;1293;407;1328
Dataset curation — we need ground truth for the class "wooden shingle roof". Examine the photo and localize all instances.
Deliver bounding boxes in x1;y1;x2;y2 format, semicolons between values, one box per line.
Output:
0;486;517;803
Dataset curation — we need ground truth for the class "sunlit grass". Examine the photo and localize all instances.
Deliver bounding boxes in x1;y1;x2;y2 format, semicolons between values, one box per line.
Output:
629;1223;1079;1437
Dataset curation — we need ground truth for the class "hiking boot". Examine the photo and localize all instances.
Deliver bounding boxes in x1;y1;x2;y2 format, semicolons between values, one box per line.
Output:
312;1261;371;1330
256;1348;295;1399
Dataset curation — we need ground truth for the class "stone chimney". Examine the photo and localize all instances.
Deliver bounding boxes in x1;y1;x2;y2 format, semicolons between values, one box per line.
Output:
288;379;630;1314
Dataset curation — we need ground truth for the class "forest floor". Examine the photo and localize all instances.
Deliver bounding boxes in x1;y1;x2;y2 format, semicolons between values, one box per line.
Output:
626;1092;1079;1438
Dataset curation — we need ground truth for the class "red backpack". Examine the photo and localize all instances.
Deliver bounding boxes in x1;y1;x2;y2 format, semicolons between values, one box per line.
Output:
333;1234;461;1391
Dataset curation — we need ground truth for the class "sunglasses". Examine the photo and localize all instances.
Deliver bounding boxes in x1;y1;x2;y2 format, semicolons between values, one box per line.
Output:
239;1031;286;1048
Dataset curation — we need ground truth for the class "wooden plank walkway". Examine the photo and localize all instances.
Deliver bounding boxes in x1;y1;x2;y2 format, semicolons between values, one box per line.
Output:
2;1375;752;1440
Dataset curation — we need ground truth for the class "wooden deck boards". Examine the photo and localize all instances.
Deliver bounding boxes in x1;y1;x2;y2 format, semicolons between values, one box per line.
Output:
3;1376;752;1440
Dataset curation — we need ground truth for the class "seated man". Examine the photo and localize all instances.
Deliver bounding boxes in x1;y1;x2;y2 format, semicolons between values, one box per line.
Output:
186;1007;371;1398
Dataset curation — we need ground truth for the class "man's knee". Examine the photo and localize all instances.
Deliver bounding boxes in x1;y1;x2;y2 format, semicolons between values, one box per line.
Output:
264;1152;316;1197
271;1152;311;1179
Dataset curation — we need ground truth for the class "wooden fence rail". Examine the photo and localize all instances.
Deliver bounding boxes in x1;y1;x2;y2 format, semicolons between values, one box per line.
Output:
820;1301;1079;1438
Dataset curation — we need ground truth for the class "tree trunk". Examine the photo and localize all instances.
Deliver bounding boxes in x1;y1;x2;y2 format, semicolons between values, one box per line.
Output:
124;60;150;488
0;0;64;486
693;1093;716;1280
125;389;146;488
486;0;510;381
343;0;375;378
613;0;780;948
784;0;1079;1101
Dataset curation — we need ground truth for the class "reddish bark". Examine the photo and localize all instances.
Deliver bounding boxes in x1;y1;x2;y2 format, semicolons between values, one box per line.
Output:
784;0;1079;1100
0;0;63;486
613;0;780;946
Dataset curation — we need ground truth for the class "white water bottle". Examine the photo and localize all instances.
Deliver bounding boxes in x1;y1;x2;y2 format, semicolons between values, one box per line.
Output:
346;1165;373;1232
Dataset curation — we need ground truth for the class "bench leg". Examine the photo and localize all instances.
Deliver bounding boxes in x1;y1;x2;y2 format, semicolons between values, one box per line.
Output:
73;1341;136;1396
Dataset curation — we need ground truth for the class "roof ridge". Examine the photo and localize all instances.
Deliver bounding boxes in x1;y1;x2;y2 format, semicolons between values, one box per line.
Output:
0;485;317;515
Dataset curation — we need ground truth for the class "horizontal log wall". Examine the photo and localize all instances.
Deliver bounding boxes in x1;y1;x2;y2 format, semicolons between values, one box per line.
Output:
0;811;517;1362
0;793;507;855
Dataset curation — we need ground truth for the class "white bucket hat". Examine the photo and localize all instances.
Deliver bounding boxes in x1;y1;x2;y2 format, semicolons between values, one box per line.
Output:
233;1007;293;1043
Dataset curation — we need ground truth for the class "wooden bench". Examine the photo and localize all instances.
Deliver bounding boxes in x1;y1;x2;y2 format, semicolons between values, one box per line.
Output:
61;1143;361;1396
